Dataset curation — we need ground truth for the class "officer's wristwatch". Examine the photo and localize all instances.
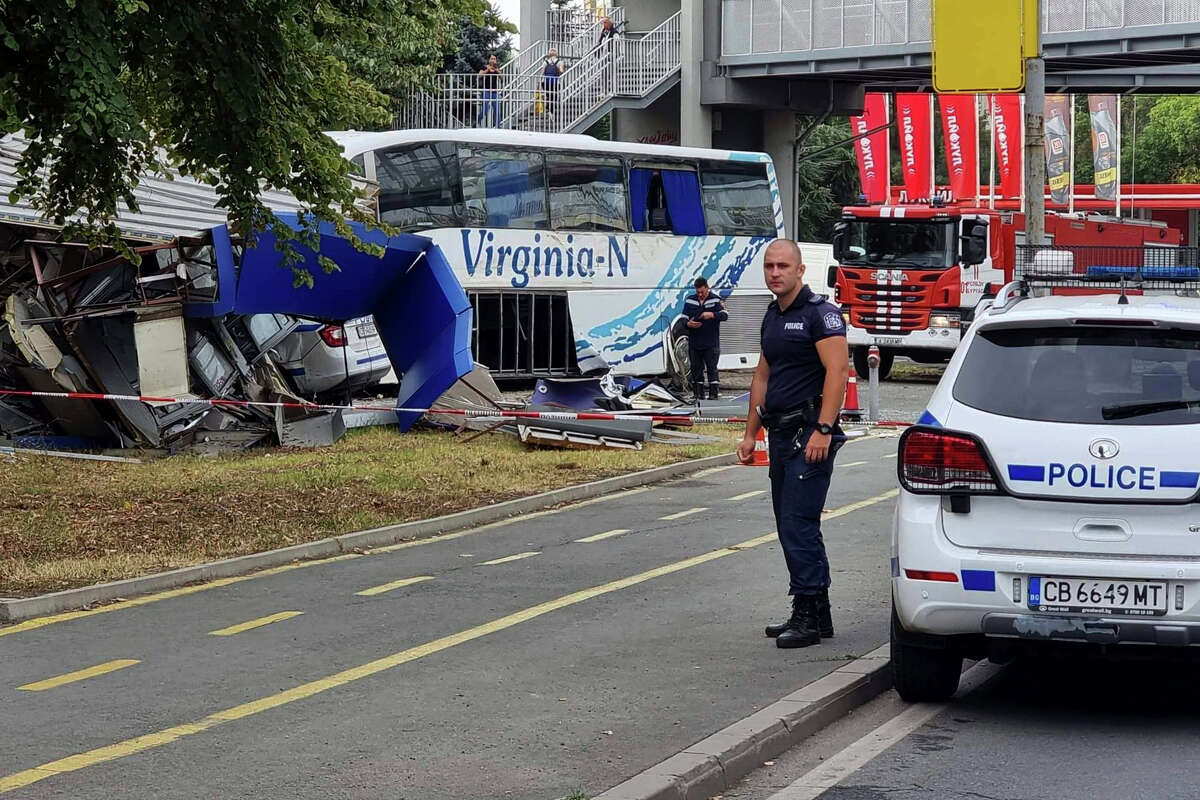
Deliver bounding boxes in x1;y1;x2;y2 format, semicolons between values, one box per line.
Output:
814;422;834;436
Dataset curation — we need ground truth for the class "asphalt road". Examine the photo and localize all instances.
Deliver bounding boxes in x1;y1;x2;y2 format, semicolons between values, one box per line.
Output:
726;653;1200;800
1;431;905;800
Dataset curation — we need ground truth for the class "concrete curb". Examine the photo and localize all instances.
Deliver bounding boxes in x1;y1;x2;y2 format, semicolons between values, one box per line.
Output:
0;452;736;623
595;644;893;800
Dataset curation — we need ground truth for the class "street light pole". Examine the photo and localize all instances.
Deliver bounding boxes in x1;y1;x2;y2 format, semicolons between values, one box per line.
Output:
1024;0;1046;246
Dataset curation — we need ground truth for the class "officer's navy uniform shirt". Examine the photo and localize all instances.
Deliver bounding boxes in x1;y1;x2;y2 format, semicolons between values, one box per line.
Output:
684;292;728;350
760;285;846;413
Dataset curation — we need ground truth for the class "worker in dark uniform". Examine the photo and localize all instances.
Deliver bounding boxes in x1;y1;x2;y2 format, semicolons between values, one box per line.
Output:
737;239;850;648
684;277;727;401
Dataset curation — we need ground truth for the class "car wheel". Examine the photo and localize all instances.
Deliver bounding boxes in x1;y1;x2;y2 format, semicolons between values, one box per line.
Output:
890;604;961;702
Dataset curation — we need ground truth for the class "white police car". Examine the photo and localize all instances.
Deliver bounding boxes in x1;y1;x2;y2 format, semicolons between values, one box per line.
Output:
892;279;1200;701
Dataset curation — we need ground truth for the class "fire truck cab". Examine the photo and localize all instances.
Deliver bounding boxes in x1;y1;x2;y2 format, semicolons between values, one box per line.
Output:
829;203;1182;379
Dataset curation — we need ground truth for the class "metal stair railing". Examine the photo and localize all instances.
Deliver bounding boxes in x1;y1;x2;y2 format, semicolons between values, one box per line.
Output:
397;11;680;135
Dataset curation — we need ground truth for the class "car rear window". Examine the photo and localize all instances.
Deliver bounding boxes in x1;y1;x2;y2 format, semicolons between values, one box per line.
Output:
953;326;1200;425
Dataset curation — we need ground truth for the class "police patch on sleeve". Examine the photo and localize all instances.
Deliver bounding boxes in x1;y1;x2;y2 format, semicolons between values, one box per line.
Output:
823;311;845;331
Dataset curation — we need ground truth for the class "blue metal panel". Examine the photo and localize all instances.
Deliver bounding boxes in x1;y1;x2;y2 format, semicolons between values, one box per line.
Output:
186;214;472;433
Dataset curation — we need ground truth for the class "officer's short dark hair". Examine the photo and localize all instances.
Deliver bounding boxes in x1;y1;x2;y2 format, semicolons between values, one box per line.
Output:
693;277;708;289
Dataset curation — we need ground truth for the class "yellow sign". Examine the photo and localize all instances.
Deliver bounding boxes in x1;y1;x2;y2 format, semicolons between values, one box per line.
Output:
932;0;1028;93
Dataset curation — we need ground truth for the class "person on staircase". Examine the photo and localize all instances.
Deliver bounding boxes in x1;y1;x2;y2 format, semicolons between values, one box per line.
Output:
476;54;503;128
542;49;562;122
684;277;727;402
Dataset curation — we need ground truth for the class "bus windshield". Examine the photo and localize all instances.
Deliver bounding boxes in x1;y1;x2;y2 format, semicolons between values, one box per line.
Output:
841;220;954;268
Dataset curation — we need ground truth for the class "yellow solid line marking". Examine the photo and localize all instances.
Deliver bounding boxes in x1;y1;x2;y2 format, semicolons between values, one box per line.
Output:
840;460;867;468
882;453;898;459
575;529;631;543
17;659;140;692
0;489;900;794
208;612;303;637
479;551;540;566
0;555;360;640
355;576;434;597
660;507;707;521
0;548;740;793
725;490;765;501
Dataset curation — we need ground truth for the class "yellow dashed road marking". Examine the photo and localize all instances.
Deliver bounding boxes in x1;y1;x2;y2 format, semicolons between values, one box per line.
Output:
660;507;708;521
0;489;900;794
355;576;434;597
18;659;140;692
479;552;540;566
575;529;631;543
208;612;303;637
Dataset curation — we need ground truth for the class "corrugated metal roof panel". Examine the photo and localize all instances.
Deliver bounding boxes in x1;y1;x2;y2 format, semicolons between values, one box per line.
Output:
1;135;373;243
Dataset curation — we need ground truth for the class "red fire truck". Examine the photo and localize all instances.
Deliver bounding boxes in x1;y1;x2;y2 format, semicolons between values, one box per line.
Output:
829;203;1183;379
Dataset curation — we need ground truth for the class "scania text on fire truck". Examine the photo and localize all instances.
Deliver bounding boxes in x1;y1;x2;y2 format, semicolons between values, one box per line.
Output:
827;204;1182;380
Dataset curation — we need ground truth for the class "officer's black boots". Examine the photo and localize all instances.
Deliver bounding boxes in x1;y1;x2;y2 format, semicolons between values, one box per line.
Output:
766;592;835;642
818;589;835;638
775;595;821;648
764;596;800;639
708;382;720;400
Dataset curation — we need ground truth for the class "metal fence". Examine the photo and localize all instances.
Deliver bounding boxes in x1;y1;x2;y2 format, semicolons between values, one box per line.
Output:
723;0;1200;55
1016;244;1200;289
397;12;681;135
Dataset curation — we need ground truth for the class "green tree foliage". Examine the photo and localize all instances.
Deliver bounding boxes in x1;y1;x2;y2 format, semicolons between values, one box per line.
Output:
443;2;518;74
795;118;861;243
0;0;487;283
1123;95;1200;183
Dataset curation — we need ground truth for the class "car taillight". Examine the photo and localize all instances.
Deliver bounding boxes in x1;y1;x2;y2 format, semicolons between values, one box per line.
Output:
319;325;347;348
898;428;1002;495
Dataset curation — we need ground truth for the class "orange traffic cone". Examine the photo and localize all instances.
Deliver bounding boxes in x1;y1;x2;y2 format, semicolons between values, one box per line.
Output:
843;374;863;420
748;427;770;467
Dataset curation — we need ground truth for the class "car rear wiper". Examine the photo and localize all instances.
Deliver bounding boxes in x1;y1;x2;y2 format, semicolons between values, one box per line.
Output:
1101;398;1200;420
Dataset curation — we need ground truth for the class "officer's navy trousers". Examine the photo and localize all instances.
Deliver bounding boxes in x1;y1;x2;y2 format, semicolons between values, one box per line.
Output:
767;425;838;595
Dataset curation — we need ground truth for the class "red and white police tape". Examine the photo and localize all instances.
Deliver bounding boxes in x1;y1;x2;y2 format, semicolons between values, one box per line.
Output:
0;388;914;428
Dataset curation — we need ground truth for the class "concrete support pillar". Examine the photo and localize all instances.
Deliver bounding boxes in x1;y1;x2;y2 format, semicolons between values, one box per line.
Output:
680;0;712;147
763;111;797;240
520;0;551;47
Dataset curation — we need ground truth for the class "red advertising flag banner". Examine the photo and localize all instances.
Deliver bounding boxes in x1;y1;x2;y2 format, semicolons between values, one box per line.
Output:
991;94;1023;199
851;93;890;204
1088;94;1119;201
896;93;933;200
939;94;979;202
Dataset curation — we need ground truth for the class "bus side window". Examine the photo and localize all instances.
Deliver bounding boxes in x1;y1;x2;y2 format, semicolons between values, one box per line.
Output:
376;142;463;231
460;148;549;230
547;155;628;232
699;161;777;237
630;166;705;236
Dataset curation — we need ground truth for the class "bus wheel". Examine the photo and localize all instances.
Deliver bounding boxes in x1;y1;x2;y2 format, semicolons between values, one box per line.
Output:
669;331;692;395
852;347;893;381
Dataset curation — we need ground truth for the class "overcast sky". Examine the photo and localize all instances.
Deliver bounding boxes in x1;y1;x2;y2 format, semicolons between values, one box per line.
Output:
494;0;523;46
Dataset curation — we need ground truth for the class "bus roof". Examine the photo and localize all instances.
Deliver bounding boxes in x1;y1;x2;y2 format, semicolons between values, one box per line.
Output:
325;129;772;165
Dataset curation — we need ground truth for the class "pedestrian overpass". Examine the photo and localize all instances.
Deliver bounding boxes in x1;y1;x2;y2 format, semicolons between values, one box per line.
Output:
715;0;1200;96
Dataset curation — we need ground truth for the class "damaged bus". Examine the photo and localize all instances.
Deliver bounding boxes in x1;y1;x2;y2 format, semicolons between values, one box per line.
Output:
331;129;827;381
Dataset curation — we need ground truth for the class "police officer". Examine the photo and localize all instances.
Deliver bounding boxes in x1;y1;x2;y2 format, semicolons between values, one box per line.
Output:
737;239;849;648
684;277;727;400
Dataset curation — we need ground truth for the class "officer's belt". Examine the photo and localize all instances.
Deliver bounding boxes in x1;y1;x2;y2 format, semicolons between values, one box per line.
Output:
759;397;822;430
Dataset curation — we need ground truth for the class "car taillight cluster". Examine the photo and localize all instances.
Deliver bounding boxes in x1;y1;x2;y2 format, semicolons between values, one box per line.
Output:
898;428;1002;495
319;325;348;348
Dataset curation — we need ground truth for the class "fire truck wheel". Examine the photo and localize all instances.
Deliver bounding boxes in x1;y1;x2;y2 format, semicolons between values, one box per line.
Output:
853;347;894;381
